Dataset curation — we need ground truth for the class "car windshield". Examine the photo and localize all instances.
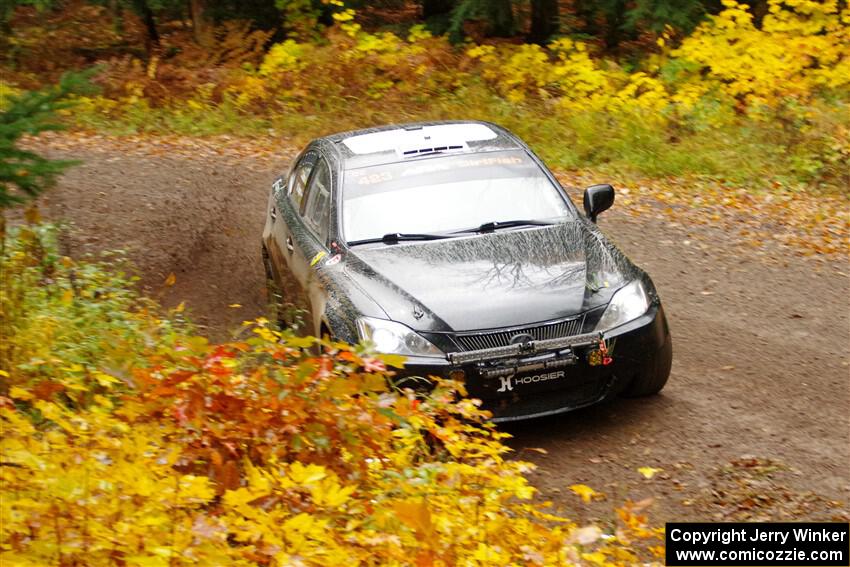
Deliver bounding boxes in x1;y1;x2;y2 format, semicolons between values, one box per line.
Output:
342;150;573;243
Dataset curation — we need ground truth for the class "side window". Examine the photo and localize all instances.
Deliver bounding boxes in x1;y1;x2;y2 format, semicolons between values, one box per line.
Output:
288;152;317;209
301;159;332;244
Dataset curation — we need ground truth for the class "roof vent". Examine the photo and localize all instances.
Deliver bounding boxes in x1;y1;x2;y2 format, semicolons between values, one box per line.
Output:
398;142;468;158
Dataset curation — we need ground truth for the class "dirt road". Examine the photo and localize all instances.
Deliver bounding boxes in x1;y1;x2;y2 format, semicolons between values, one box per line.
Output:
33;134;850;524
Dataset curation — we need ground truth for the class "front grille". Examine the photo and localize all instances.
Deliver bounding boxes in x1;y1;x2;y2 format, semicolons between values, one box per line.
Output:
454;315;585;352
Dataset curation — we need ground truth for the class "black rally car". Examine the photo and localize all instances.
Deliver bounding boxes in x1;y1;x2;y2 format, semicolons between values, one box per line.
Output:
262;121;672;421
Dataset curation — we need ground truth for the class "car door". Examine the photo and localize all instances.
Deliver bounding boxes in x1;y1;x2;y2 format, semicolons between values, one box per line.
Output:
289;156;333;337
268;148;318;329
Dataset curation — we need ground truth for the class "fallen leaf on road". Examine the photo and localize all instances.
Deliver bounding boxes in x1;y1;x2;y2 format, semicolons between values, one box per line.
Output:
570;484;602;502
638;467;662;479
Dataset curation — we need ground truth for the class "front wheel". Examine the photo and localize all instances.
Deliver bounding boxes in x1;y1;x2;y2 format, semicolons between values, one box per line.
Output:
621;336;672;397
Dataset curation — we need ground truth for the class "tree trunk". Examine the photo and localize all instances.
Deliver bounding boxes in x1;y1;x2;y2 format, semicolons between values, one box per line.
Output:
109;0;124;35
603;0;626;53
189;0;213;47
487;0;514;37
742;0;769;27
571;0;598;38
422;0;455;19
528;0;558;44
132;0;160;56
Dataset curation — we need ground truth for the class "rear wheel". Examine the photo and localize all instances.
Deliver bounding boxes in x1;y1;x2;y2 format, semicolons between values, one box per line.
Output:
262;246;288;330
621;336;672;397
311;323;334;355
319;323;333;341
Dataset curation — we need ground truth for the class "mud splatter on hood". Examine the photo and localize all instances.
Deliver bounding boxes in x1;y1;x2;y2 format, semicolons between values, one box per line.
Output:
344;222;635;332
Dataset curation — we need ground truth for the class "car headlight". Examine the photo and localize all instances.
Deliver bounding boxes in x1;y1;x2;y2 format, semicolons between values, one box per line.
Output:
595;280;650;331
356;317;445;358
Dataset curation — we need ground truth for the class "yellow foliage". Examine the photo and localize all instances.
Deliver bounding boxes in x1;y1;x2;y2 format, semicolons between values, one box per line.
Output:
259;39;315;76
467;0;847;119
9;0;839;187
674;0;850;108
226;75;269;108
1;225;665;565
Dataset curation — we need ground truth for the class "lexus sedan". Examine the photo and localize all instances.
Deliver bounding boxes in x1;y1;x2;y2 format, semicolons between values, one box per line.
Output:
261;121;672;421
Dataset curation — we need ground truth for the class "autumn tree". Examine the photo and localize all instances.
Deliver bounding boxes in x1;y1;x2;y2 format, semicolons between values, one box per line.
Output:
0;0;59;51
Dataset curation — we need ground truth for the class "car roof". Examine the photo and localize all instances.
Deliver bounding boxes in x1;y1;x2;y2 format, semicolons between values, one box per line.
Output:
319;120;526;169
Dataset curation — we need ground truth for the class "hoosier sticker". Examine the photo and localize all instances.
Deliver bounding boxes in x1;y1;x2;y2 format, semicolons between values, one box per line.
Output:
496;370;565;393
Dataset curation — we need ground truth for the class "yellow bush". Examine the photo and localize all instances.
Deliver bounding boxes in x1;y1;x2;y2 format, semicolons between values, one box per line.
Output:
674;0;850;108
1;225;664;566
84;0;848;122
226;75;270;108
548;39;614;110
57;0;848;186
259;39;315;76
467;0;847;119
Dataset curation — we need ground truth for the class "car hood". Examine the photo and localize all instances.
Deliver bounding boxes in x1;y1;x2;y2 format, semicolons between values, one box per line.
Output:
344;222;635;332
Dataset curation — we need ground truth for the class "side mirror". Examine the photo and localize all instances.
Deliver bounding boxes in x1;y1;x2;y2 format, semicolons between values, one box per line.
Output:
583;184;615;223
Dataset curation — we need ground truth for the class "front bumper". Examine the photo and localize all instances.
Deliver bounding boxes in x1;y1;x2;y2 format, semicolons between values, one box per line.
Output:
395;304;671;422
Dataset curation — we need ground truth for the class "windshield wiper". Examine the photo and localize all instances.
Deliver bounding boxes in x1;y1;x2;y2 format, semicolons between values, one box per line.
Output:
347;232;455;246
451;219;556;234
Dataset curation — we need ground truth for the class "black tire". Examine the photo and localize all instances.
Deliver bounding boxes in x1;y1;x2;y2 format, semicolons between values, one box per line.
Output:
261;244;272;278
262;246;287;330
311;324;334;356
621;335;672;397
319;324;333;341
